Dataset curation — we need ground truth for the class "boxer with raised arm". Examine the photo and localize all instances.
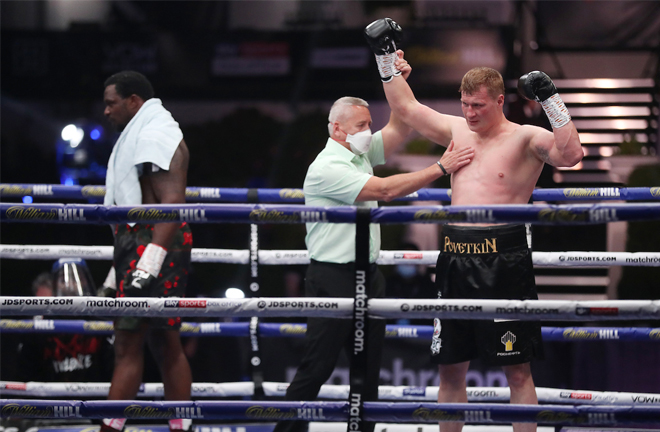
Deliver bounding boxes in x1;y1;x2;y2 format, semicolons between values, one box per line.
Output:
365;18;583;432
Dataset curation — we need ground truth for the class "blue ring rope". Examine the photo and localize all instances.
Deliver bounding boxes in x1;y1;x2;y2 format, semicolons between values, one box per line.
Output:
2;399;660;425
2;184;659;202
3;203;660;225
2;320;659;342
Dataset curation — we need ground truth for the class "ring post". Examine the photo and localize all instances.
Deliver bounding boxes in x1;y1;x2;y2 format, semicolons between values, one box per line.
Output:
247;189;265;398
348;207;371;432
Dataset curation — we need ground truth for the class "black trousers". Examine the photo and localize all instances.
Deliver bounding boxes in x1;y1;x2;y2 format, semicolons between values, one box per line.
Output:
273;260;386;432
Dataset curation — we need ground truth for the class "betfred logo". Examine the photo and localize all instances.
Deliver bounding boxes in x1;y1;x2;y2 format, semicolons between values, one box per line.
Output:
178;299;207;308
4;383;27;390
403;253;423;259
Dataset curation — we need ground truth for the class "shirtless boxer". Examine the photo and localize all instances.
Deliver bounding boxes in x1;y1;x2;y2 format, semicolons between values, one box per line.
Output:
364;18;583;432
100;71;193;432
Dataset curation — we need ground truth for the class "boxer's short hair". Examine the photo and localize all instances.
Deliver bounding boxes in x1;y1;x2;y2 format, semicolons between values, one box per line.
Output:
459;67;504;100
105;70;154;101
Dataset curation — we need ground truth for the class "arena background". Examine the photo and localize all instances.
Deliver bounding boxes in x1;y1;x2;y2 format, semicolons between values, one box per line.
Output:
1;0;660;399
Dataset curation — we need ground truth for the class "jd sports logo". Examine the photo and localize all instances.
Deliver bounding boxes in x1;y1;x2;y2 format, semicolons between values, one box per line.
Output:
258;301;267;309
501;331;516;351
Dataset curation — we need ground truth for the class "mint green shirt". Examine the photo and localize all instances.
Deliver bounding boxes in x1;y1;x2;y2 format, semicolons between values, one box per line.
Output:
303;131;385;263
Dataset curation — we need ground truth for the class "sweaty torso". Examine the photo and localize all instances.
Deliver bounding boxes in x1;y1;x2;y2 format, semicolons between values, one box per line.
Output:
449;120;544;212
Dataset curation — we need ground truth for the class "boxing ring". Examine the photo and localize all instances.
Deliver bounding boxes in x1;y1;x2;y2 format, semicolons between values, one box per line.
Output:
2;184;660;431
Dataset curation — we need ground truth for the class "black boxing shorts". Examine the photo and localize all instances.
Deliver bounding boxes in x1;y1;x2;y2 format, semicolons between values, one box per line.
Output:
113;223;192;331
430;224;544;366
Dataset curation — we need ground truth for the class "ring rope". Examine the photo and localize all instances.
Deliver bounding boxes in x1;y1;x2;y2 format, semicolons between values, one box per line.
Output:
2;296;660;320
3;245;660;267
2;184;659;202
2;319;659;342
2;381;660;406
4;202;660;225
1;399;658;425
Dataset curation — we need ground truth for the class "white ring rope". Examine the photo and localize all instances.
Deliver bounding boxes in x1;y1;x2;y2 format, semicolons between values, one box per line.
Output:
2;245;660;267
2;381;659;406
2;296;660;320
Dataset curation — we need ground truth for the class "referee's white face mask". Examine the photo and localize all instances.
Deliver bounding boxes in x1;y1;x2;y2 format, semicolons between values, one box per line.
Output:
346;128;373;155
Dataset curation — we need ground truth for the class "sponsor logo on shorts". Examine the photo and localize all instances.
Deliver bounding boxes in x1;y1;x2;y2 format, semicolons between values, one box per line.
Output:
403;387;426;396
443;236;497;254
498;331;520;357
501;331;516;351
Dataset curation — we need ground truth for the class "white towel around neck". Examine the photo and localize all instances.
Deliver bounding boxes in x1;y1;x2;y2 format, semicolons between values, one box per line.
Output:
104;98;183;206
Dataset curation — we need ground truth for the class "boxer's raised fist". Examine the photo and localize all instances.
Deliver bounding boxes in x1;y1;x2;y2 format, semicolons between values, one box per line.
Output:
364;18;403;82
519;71;571;129
364;18;402;56
518;71;557;103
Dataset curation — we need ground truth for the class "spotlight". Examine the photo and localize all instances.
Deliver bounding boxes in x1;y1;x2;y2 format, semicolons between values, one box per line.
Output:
224;288;245;299
61;124;84;147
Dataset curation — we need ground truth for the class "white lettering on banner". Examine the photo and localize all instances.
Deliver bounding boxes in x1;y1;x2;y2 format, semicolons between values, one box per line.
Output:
599;187;620;197
348;393;362;431
353;270;367;355
174;407;203;419
179;209;207;222
588;412;615;424
589;208;618;223
34;320;54;330
300;211;329;223
297;408;326;420
200;323;221;333
199;188;221;198
53;406;81;418
33;185;53;195
58;209;86;221
464;410;492;421
598;329;619;339
465;209;495;223
397;328;418;337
